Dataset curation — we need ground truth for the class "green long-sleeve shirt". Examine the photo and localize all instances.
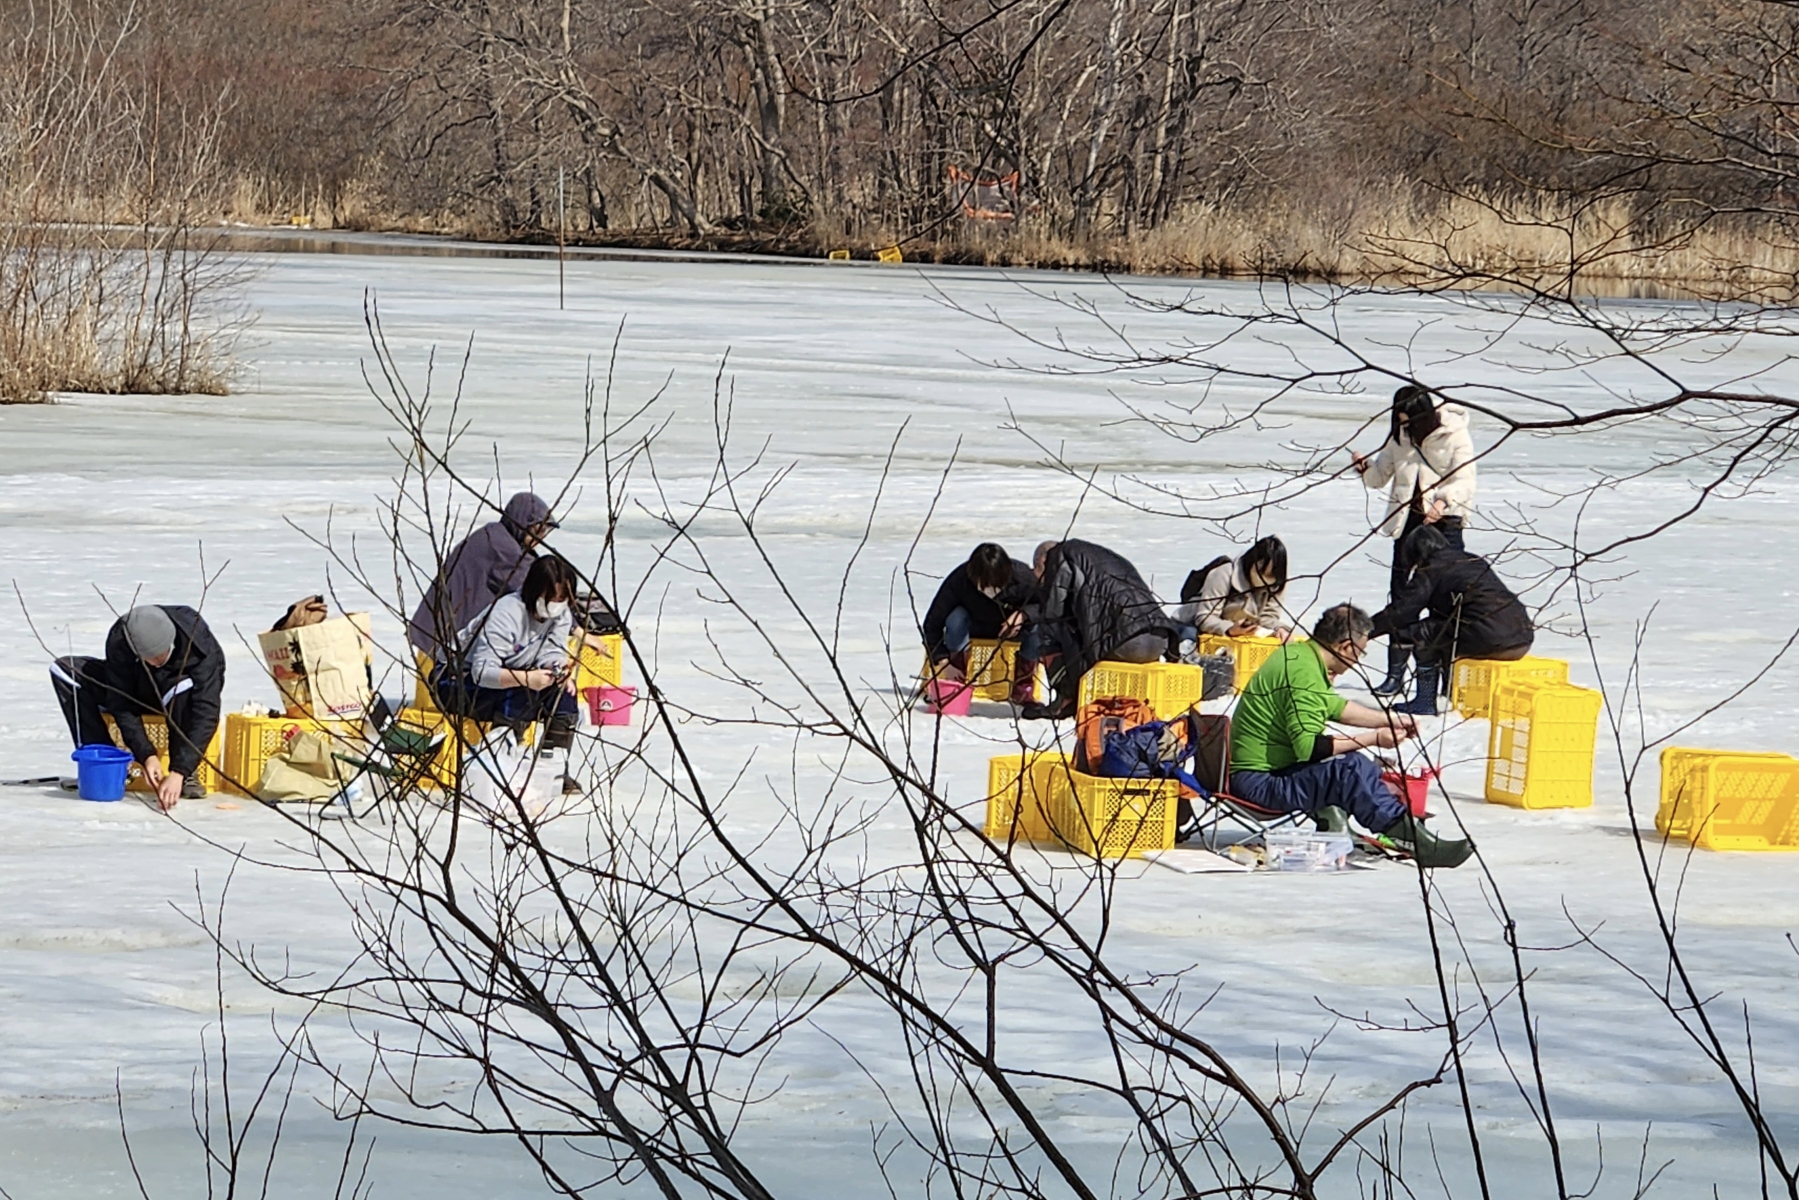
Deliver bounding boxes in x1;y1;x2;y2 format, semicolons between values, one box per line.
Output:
1229;640;1347;773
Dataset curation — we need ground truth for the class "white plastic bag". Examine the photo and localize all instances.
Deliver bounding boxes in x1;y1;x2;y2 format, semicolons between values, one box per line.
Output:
465;731;558;816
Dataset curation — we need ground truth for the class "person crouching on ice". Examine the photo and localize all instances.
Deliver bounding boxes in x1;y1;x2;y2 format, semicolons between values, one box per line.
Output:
1177;534;1296;641
432;555;582;788
921;542;1042;705
1228;603;1472;867
1369;525;1533;716
1028;539;1183;721
50;604;226;810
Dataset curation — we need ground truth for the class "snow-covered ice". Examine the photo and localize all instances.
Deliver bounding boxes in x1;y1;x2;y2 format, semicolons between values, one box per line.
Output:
0;251;1795;1196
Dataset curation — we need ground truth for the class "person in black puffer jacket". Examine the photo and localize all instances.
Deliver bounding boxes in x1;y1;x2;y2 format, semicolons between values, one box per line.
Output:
1028;539;1180;719
1370;525;1533;715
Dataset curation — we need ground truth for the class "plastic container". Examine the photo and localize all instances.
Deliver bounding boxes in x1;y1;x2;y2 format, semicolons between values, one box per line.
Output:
924;678;973;716
1484;681;1601;809
222;711;359;797
571;634;625;691
1382;767;1439;817
1196;633;1291;693
1656;747;1799;851
1452;655;1568;719
412;651;439;713
584;684;637;726
1077;661;1213;718
1263;829;1355;871
101;715;221;795
72;744;133;802
1050;769;1179;858
985;751;1069;844
920;639;1036;703
393;708;489;790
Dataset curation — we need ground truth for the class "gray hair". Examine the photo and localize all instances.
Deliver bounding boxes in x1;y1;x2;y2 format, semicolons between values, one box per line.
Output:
1312;603;1373;648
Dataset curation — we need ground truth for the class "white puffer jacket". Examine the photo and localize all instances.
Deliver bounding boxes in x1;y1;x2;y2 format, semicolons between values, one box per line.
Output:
1361;403;1477;537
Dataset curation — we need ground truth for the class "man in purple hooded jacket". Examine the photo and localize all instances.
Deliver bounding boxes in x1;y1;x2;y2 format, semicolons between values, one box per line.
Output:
408;492;557;661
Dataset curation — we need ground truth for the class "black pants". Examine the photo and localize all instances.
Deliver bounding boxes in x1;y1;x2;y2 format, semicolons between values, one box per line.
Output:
1385;513;1465;679
50;655;210;759
429;666;578;750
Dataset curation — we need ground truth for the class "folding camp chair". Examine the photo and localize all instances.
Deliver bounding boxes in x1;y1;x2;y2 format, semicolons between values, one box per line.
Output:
1182;713;1309;848
326;721;447;821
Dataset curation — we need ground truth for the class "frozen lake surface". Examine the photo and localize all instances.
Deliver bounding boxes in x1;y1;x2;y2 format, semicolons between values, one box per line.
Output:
0;251;1795;1197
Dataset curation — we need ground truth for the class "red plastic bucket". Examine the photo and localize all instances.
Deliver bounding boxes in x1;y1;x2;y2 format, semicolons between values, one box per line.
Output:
925;678;973;716
584;685;636;726
1382;767;1438;817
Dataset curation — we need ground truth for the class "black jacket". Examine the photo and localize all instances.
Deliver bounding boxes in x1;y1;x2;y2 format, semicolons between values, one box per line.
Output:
101;605;225;778
922;560;1038;659
1040;540;1176;670
1372;548;1532;658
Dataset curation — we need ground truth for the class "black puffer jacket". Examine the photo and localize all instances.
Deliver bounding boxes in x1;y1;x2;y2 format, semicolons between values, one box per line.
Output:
1371;547;1532;658
101;605;225;778
1040;540;1176;672
921;560;1039;660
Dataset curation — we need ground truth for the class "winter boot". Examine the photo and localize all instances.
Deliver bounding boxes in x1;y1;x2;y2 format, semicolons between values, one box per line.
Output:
541;713;580;794
181;776;207;800
1370;644;1408;697
1009;658;1039;706
1021;692;1076;721
1381;814;1472;868
1312;805;1348;834
1394;665;1442;716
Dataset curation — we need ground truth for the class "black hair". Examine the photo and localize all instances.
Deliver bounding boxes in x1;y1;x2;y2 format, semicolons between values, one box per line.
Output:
1313;603;1373;648
1391;384;1441;444
521;555;577;611
966;542;1013;591
1241;535;1288;595
1401;524;1450;569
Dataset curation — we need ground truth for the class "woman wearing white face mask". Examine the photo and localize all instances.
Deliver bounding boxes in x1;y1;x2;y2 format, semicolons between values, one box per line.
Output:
434;555;581;756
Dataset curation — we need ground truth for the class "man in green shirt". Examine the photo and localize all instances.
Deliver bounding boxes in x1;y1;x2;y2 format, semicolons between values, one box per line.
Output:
1229;603;1471;868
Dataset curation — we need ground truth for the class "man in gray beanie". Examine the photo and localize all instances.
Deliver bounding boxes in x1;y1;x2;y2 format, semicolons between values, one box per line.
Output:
51;604;226;809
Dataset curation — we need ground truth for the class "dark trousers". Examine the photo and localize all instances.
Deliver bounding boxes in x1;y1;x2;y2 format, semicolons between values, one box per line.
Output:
50;655;207;753
939;606;1042;661
430;667;579;749
1230;754;1405;833
1385;513;1465;677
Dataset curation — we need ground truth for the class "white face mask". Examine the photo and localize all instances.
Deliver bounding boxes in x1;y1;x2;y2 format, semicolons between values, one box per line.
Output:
535;599;569;622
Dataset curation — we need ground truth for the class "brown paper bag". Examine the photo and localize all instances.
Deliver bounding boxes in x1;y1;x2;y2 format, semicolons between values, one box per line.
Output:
258;613;373;720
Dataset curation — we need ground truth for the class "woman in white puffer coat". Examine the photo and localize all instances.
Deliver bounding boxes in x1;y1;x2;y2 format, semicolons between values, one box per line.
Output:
1352;385;1477;696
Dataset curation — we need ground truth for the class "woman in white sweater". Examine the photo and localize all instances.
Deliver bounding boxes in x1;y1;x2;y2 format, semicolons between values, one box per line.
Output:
1177;535;1295;640
434;555;581;751
1352;385;1477;695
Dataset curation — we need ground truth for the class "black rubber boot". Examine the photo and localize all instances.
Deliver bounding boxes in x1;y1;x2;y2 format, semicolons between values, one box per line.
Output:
1312;805;1348;833
1383;814;1472;868
1370;644;1407;697
1394;666;1442;716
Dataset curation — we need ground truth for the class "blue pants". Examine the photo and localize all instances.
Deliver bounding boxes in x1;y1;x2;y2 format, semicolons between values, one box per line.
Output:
942;607;1041;660
1230;753;1405;833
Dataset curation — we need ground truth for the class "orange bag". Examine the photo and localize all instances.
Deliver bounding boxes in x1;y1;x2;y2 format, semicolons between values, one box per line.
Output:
1074;696;1156;774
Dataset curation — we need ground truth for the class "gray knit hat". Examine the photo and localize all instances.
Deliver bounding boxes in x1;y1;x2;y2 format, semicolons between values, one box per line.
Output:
123;605;177;660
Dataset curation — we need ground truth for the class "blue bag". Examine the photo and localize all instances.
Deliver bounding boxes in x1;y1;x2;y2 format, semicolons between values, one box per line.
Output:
1098;717;1208;797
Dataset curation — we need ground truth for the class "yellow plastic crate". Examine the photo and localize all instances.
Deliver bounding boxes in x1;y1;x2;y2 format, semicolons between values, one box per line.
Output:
1656;748;1799;851
985;751;1070;843
572;633;625;691
1453;655;1569;719
102;715;222;795
1076;661;1208;718
220;712;363;797
1484;681;1602;809
1049;768;1179;858
921;638;1039;703
1197;633;1288;693
413;651;439;713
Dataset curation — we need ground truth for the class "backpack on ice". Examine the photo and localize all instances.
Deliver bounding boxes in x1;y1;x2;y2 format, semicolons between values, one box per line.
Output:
1074;696;1157;774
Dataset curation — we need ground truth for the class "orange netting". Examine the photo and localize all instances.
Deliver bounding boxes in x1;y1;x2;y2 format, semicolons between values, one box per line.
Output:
948;166;1020;221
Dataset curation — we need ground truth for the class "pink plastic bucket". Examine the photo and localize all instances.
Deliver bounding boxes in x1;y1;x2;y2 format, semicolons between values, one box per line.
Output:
1382;767;1439;817
584;685;637;726
925;679;973;716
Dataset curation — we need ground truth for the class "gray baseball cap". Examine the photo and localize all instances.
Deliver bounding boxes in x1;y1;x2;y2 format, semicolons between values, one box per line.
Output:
123;605;177;660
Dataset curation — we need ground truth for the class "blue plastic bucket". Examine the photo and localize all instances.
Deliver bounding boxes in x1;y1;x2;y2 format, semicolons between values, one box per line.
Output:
72;744;133;802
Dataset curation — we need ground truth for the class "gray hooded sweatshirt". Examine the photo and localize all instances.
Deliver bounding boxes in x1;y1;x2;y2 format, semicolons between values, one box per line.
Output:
408;492;552;659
